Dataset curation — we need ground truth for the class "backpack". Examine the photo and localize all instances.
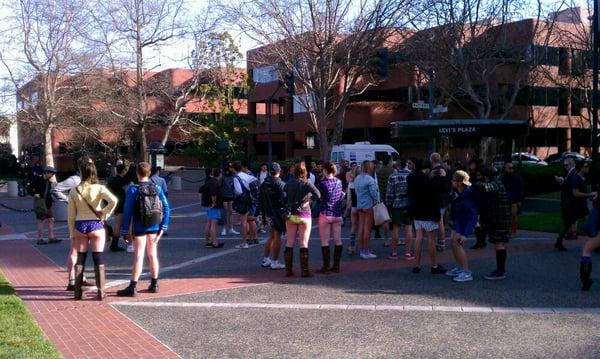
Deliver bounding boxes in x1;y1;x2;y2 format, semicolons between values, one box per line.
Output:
232;177;251;214
135;183;164;227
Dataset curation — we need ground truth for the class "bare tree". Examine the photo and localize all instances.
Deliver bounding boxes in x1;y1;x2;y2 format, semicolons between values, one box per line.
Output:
155;31;245;146
220;0;414;159
85;0;186;161
0;0;93;167
402;0;542;160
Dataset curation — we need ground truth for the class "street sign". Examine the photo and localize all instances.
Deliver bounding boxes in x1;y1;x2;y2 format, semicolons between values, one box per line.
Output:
412;101;430;109
432;106;448;114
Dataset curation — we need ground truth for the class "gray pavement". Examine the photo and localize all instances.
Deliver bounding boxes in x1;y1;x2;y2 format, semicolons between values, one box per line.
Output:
3;192;600;358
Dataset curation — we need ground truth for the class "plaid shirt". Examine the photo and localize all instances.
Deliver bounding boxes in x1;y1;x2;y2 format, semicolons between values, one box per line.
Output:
317;177;344;217
385;169;411;209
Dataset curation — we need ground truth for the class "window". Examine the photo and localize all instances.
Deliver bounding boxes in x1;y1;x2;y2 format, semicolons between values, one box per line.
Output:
293;94;315;113
531;45;560;66
252;66;278;83
571;88;587;116
375;151;390;162
572;49;588;76
558;88;569;115
306;135;315;149
559;47;570;75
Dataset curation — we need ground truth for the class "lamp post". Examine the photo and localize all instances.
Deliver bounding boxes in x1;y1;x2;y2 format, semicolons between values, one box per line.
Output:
592;0;599;161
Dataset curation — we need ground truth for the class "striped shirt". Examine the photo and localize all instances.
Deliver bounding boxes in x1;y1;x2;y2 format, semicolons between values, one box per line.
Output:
317;177;344;217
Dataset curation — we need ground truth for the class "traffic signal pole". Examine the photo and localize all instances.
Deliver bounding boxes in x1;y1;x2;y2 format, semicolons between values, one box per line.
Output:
593;0;599;161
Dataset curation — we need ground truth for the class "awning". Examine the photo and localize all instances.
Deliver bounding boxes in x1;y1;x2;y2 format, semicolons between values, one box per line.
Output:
390;119;529;138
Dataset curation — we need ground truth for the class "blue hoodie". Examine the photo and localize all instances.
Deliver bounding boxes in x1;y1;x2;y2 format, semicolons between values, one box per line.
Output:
121;181;171;236
450;186;478;236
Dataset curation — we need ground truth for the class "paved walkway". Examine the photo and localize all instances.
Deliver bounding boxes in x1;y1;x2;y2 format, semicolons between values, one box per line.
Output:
0;240;179;359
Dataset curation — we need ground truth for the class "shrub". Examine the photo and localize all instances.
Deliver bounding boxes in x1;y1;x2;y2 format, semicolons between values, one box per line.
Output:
513;163;563;196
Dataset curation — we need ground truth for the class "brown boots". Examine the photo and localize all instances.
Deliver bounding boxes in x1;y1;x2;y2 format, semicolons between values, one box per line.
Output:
284;247;294;277
331;245;343;273
300;248;312;277
94;265;106;300
317;246;331;274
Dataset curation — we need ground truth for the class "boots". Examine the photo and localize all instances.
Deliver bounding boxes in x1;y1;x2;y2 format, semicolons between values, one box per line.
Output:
331;245;343;273
317;246;330;274
74;264;84;300
148;278;159;293
300;248;312;278
94;265;106;300
284;247;294;277
554;236;568;252
110;236;125;252
581;261;593;291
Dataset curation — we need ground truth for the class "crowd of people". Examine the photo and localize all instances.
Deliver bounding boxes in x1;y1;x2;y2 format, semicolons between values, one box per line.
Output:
27;151;600;301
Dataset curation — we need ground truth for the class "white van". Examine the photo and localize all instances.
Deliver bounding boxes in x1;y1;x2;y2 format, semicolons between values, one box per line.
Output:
331;142;399;164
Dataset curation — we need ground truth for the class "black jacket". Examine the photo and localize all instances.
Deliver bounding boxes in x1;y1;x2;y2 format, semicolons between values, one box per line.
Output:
260;176;286;218
32;177;52;209
407;171;440;221
283;178;321;215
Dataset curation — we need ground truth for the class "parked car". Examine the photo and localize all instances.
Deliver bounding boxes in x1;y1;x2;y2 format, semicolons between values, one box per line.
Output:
545;152;591;164
331;142;399;164
492;153;548;168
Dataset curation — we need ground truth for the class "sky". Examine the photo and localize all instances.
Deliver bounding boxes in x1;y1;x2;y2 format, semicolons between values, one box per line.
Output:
0;0;589;116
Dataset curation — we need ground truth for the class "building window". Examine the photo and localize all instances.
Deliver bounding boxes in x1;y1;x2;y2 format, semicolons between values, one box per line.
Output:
558;87;569;115
293;94;315;113
531;45;560;66
571;49;589;76
571;88;587;116
559;47;570;75
252;66;278;83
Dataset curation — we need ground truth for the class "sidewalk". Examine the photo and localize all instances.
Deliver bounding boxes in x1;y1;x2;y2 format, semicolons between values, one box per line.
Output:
0;240;179;359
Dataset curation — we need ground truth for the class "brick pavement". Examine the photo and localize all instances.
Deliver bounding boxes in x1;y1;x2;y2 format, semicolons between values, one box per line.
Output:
0;240;180;359
0;233;562;358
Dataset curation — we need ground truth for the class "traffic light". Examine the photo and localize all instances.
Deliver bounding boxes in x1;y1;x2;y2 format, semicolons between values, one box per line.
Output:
375;48;389;79
284;71;295;95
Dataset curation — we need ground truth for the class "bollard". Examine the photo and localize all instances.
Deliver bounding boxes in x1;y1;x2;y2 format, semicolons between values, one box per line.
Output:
171;176;182;191
53;201;68;222
7;181;18;197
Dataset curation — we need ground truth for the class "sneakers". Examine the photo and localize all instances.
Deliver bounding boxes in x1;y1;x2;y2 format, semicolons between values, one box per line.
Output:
261;257;272;267
270;261;285;270
148;283;159;293
48;238;62;244
221;228;227;236
398;240;406;246
484;270;506;280
360;251;376;259
36;239;48;245
412;266;421;274
403;253;415;260
235;243;249;249
126;244;134;253
453;270;473;282
229;228;240;235
445;267;463;277
388;253;399;260
431;265;447;274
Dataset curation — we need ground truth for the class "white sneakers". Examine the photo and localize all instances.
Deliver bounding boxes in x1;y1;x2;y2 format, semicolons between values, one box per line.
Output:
270;261;285;270
446;267;473;282
235;243;249;249
126;244;134;253
261;257;271;267
229;228;240;235
221;228;227;236
360;251;377;259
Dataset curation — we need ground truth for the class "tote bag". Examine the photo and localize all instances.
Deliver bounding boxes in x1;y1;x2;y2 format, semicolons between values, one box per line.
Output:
373;202;391;226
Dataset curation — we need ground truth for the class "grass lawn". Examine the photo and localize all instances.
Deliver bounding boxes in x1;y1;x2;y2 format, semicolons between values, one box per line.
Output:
532;191;560;200
0;271;60;359
519;212;583;233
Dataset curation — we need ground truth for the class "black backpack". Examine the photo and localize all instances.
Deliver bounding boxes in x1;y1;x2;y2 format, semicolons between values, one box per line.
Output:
135;183;164;227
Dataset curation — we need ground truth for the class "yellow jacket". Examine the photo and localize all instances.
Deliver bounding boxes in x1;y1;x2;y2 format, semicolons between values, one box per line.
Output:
67;183;118;239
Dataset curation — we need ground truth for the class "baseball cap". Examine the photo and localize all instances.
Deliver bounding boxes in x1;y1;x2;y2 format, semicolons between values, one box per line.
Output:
270;162;281;173
44;166;56;173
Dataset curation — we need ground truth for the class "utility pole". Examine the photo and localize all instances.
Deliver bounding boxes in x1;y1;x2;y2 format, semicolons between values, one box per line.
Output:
593;0;599;161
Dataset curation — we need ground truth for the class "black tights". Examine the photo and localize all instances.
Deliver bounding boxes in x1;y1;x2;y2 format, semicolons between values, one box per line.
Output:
76;251;104;266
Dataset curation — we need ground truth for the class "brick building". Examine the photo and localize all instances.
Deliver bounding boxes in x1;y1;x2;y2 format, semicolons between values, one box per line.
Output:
247;7;595;162
16;67;248;171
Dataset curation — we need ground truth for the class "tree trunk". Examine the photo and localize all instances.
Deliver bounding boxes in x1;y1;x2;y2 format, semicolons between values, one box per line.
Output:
136;124;147;162
44;125;55;168
319;129;330;161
